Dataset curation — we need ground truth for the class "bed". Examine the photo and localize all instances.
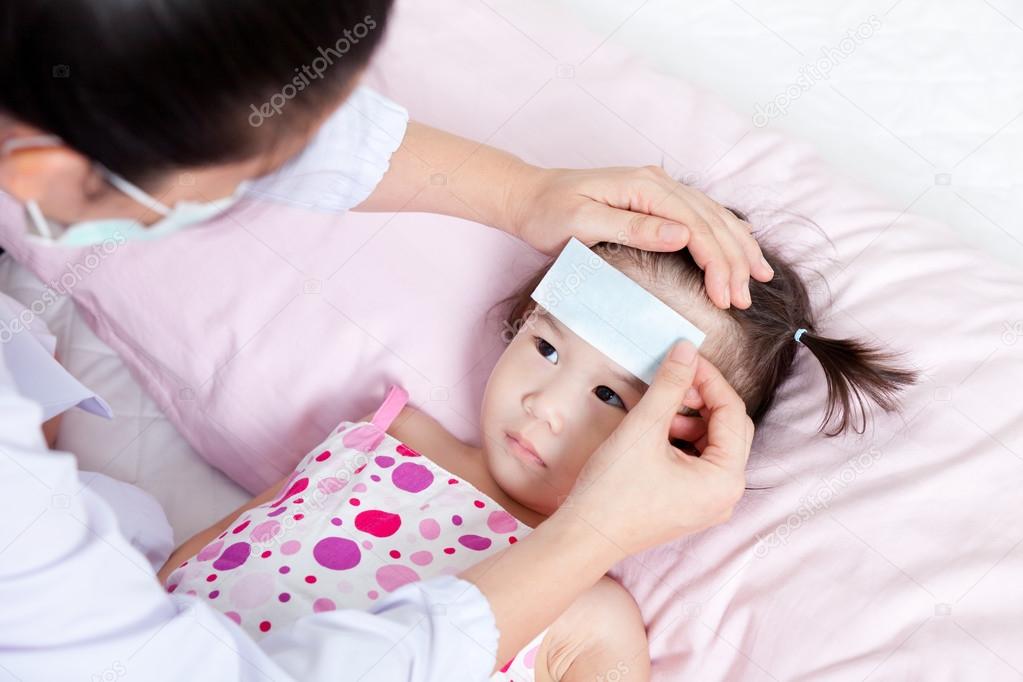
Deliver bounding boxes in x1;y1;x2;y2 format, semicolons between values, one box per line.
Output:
2;0;1021;679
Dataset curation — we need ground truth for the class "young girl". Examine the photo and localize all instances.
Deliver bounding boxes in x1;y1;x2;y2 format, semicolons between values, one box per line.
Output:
159;231;916;681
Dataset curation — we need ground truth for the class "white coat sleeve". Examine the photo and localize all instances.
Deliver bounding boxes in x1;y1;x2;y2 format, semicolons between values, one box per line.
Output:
0;318;498;682
244;85;410;213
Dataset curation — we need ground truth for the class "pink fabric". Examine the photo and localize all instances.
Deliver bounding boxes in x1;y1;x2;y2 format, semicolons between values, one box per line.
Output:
369;384;410;431
2;0;1022;678
163;382;547;680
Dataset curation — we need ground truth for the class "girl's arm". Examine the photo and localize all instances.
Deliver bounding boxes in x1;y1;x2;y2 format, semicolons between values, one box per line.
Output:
156;472;289;584
536;576;651;682
157;413;377;584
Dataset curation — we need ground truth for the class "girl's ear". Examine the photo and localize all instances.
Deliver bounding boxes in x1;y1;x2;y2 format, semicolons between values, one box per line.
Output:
668;412;707;445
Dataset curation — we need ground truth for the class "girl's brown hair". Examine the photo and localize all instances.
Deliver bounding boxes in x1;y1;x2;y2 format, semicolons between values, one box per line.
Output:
497;215;917;437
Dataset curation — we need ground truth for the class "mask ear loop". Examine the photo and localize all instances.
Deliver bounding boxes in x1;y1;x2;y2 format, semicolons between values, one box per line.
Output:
1;135;66;241
0;134;64;155
97;165;172;216
24;201;55;240
1;136;172;238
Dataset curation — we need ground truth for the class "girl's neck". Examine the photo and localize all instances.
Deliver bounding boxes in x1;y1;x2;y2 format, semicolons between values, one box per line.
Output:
386;406;549;529
459;444;550;529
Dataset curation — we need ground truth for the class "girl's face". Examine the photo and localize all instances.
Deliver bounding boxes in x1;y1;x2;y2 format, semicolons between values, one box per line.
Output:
479;305;648;517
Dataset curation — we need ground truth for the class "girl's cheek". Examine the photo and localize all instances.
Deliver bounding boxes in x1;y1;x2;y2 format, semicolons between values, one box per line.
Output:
591;404;625;437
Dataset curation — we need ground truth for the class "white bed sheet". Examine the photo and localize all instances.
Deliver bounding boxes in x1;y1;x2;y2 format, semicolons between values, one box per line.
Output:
547;0;1023;267
4;0;1020;546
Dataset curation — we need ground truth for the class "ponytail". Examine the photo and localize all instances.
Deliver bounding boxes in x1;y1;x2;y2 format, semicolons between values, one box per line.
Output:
494;227;919;440
794;327;918;436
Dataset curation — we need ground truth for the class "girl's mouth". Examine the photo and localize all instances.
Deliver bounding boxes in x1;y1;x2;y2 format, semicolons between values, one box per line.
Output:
505;432;546;468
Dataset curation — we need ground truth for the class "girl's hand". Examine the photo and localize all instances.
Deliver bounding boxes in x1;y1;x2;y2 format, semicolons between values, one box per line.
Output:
553;340;752;558
506;165;774;309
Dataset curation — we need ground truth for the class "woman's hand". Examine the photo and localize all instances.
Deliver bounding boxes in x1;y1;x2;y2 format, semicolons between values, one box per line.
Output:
360;123;770;308
506;165;775;309
552;340;753;558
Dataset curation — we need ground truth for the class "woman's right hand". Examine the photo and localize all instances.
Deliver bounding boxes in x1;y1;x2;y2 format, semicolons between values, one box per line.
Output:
551;340;753;559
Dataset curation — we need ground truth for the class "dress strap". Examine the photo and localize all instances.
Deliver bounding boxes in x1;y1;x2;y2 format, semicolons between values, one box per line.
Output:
369;384;409;431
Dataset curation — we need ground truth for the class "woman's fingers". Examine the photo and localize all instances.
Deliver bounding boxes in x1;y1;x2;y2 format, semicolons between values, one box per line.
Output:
727;213;774;283
651;179;759;309
689;355;754;473
624;341;700;438
553;166;774;307
700;210;752;308
634;347;750;460
611;170;731;307
662;204;731;307
589;203;692;254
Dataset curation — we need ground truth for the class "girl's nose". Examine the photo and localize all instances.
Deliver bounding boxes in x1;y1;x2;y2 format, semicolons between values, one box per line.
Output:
523;388;564;435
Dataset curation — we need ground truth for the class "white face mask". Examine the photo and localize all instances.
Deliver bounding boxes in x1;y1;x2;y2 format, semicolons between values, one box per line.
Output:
2;135;248;247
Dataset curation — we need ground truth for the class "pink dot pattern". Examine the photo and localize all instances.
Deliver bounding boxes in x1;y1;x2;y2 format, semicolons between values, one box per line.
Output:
165;392;544;681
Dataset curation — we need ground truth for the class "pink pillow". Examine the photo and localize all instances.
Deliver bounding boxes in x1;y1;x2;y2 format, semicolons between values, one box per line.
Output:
3;0;1022;679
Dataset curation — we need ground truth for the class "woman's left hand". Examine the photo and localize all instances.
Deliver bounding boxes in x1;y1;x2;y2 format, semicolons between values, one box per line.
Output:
505;165;775;309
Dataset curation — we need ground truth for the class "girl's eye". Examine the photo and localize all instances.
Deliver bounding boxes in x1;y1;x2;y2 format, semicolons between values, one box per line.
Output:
594;385;625;409
534;337;558;364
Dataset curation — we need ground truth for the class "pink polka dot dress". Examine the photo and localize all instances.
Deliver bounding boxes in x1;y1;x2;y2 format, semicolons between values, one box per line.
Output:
165;385;546;680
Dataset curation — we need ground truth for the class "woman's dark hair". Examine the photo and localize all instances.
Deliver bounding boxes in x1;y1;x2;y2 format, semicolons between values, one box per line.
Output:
0;0;394;186
498;212;918;437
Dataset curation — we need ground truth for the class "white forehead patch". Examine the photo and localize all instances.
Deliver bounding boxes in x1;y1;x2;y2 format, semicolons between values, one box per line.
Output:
530;237;706;385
